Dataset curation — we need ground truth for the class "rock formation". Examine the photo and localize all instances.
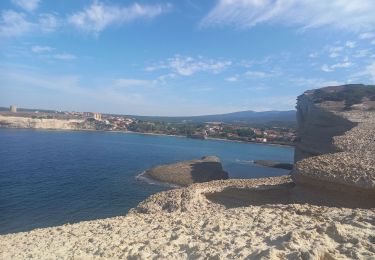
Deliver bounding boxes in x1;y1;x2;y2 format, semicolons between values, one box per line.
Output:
1;85;374;259
143;156;228;186
254;160;293;170
0;115;85;130
292;84;375;196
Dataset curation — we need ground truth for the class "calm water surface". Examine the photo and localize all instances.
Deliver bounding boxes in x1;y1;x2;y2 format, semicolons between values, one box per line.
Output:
0;129;293;234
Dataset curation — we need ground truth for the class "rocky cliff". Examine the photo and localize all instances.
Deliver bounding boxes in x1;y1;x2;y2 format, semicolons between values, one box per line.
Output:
1;85;374;259
0;115;87;130
293;85;375;195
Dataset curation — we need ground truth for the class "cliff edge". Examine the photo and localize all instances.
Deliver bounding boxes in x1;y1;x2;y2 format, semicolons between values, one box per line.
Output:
292;84;375;195
1;85;374;259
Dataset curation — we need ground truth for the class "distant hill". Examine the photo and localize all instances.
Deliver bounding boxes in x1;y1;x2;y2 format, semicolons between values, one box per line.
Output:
0;106;296;127
129;110;296;126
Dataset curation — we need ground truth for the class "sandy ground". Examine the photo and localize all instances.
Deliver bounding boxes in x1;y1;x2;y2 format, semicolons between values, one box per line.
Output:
1;176;374;259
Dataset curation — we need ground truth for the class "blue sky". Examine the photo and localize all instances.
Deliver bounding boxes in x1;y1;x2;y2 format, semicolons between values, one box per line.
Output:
0;0;375;116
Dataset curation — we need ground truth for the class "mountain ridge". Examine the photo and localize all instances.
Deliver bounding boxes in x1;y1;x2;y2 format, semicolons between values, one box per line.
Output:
127;110;296;124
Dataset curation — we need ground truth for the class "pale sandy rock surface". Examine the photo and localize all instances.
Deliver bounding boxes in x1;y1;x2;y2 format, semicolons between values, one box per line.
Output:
1;176;374;259
2;86;375;259
0;115;84;130
293;86;375;193
143;156;228;186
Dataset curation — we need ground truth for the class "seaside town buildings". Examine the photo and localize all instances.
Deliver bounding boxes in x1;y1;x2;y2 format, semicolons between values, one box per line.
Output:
83;112;102;121
10;105;17;113
0;107;296;144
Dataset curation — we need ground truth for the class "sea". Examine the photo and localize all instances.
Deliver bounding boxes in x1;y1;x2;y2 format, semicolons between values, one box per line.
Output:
0;128;294;234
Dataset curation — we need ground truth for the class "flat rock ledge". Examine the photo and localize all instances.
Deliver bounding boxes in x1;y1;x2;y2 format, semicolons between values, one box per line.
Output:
1;175;374;259
143;156;228;186
254;160;293;170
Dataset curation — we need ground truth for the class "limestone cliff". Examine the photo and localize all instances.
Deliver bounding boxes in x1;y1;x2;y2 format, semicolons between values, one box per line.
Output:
294;90;356;162
1;86;375;259
292;84;375;195
0;115;87;130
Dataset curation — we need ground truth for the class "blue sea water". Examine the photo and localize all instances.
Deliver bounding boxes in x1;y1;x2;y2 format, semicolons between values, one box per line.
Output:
0;129;294;234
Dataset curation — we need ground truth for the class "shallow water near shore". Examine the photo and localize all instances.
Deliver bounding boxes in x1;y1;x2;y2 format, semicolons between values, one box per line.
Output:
0;128;293;234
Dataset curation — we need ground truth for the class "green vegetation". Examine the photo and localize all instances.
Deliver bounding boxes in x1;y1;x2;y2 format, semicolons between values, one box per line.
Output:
236;128;255;137
313;84;375;109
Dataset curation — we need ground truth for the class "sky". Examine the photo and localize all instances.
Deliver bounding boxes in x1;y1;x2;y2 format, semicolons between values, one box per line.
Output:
0;0;375;116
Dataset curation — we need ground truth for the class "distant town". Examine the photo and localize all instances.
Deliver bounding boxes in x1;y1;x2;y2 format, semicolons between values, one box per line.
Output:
0;105;297;146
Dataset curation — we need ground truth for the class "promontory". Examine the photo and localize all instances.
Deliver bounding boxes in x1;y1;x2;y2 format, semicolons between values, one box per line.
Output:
142;156;228;186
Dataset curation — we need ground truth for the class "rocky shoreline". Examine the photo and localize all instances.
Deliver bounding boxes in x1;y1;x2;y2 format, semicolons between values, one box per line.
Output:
0;115;295;147
142;156;228;186
254;160;294;170
1;85;374;259
1;175;374;259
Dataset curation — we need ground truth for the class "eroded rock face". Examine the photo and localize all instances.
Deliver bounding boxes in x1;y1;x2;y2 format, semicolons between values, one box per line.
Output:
292;85;375;195
294;91;356;162
143;156;228;186
0;115;85;130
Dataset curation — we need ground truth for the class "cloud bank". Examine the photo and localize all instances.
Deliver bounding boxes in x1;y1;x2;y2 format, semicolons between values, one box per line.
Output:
202;0;375;32
146;55;232;76
68;2;170;34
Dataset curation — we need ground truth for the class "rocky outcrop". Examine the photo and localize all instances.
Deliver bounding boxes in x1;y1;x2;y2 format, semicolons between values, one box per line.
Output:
2;176;374;259
294;91;356;162
143;156;228;186
292;85;375;196
0;115;85;130
1;85;374;259
254;160;293;170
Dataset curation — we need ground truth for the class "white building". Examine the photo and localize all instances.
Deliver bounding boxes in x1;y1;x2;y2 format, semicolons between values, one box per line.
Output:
10;105;17;113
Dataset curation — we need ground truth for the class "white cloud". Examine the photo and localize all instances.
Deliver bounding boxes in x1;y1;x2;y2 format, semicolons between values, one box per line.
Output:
114;78;154;88
329;46;344;53
245;70;271;78
31;45;54;53
321;62;352;72
359;32;375;39
345;41;356;48
309;52;318;58
329;52;339;58
331;61;352;69
321;64;333;72
353;49;372;58
38;13;59;32
0;10;59;37
225;76;238;82
11;0;40;12
146;55;232;76
68;2;170;34
53;53;76;61
291;77;343;88
366;62;375;82
157;73;176;84
0;10;33;37
202;0;375;32
351;61;375;82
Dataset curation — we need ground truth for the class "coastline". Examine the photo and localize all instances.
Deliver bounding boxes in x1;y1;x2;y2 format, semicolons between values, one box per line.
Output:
135;171;181;188
205;136;294;148
2;175;374;259
0;126;295;148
